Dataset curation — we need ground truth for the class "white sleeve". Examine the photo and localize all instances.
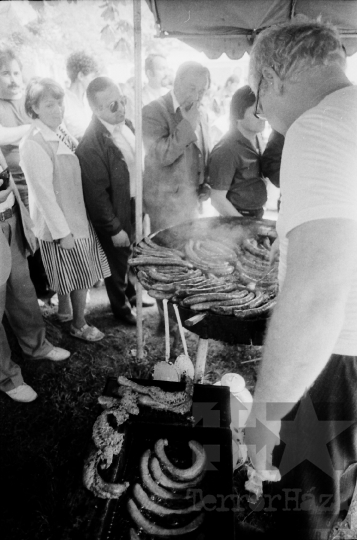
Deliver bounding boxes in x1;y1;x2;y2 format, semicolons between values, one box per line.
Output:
280;106;357;235
20;139;71;240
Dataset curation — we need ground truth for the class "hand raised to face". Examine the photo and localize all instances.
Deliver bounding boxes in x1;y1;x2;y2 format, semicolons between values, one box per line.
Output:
180;101;200;130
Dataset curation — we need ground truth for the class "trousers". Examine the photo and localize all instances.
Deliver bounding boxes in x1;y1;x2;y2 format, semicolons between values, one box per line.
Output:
265;354;357;540
0;211;52;392
96;230;135;318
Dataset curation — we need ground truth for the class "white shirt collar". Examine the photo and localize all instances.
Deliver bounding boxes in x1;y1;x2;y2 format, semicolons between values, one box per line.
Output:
98;117;125;135
34;119;60;142
32;119;74;155
171;90;180;113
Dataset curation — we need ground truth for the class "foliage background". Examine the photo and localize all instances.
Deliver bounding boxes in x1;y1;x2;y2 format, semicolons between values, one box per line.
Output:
0;0;249;89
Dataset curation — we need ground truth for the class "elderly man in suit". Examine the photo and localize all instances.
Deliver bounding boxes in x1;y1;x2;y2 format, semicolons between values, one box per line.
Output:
0;152;70;403
76;77;139;325
142;61;211;233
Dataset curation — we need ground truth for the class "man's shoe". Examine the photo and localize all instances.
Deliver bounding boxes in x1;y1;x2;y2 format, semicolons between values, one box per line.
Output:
130;295;155;308
5;383;38;403
40;347;71;361
116;312;137;326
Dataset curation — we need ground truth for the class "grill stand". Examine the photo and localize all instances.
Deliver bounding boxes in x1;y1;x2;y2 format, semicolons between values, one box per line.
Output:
194;338;209;383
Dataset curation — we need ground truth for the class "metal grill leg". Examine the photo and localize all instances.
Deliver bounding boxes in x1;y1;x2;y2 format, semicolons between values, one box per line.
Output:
194;338;209;383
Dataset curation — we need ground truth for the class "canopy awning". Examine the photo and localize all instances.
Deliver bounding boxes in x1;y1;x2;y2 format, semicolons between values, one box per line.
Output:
147;0;357;58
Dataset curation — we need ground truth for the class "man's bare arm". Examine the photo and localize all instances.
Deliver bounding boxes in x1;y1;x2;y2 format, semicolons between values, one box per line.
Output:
210;189;243;217
0;124;31;146
253;218;357;417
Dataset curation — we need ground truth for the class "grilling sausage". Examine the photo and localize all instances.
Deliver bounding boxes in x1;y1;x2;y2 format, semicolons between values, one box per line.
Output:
151;282;178;292
177;283;238;298
154;439;206;481
127;499;205;536
182;291;250;306
133;483;203;515
189;293;257;312
135;246;180;259
146;268;200;283
129;257;193;268
143;237;185;258
234;297;277;318
149;456;205;490
243;238;270;260
140;449;183;501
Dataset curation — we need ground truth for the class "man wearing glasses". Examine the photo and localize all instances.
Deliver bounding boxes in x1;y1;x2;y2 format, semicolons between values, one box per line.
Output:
244;20;357;540
76;77;137;326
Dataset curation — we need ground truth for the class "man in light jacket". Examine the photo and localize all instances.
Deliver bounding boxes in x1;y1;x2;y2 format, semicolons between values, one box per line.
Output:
142;61;211;233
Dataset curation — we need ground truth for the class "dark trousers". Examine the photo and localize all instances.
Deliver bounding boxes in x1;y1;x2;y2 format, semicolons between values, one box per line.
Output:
28;248;50;297
96;231;135;318
17;182;49;297
264;354;357;540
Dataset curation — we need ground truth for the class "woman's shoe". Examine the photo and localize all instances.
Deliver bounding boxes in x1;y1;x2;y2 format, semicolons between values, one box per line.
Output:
70;323;104;342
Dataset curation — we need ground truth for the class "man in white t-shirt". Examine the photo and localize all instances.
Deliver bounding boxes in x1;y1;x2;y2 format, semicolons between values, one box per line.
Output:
142;54;169;107
244;21;357;540
64;51;99;141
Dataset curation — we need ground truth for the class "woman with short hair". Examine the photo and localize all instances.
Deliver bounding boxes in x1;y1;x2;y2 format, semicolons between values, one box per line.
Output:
20;77;110;342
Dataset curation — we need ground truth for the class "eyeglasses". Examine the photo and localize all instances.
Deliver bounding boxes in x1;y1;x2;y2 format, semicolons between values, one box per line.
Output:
253;75;266;120
109;96;127;112
100;96;127;113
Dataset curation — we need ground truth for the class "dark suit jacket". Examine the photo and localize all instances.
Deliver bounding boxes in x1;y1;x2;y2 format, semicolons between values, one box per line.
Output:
75;116;133;239
142;92;211;232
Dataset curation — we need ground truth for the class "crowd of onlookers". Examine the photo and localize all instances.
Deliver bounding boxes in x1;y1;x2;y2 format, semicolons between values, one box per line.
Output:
2;18;355;540
0;47;281;404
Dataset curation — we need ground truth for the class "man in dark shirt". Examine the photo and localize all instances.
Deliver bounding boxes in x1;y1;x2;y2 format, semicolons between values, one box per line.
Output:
208;85;267;219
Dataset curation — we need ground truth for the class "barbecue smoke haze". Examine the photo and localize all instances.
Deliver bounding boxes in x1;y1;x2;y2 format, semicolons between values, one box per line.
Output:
145;172;254;251
151;213;255;254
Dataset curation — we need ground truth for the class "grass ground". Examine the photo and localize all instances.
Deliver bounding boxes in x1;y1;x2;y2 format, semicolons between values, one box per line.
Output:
0;286;261;540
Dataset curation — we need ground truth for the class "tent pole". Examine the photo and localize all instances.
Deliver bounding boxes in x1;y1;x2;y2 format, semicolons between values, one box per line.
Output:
133;0;144;360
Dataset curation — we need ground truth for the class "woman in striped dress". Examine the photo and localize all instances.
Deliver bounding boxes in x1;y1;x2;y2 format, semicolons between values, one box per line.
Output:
19;78;110;342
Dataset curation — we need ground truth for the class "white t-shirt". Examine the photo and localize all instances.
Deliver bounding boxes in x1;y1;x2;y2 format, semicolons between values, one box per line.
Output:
277;86;357;356
142;84;168;107
63;89;92;140
98;118;143;198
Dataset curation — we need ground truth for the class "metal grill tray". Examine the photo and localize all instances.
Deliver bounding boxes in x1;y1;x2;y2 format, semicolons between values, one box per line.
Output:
94;423;235;540
148;216;276;346
87;378;234;540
